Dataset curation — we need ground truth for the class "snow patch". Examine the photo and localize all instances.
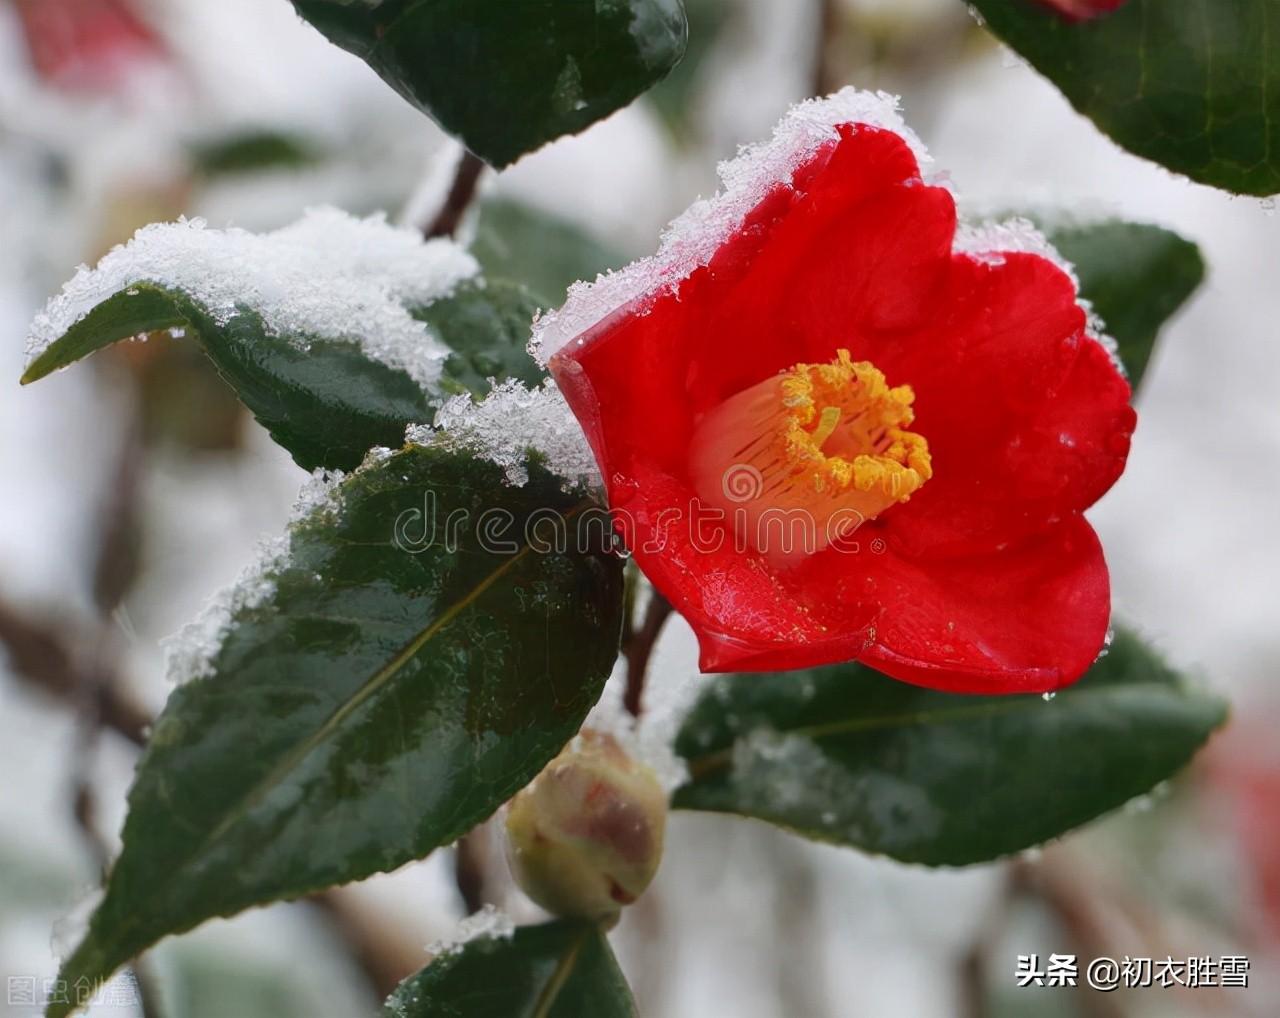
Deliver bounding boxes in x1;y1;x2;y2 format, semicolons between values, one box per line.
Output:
583;686;691;796
27;207;478;390
531;88;926;364
421;380;602;489
425;904;515;958
531;88;1119;375
161;467;347;686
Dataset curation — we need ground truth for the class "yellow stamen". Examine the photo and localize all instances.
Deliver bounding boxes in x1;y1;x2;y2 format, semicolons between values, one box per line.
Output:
688;349;932;563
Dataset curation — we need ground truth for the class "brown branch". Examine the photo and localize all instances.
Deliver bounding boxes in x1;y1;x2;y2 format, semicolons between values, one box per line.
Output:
622;591;673;717
0;601;151;747
424;150;486;239
307;892;422;999
453;831;491;915
0;602;414;1003
813;0;841;96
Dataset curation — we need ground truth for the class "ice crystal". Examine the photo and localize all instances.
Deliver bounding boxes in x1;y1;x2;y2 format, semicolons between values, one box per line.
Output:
425;904;515;958
161;468;348;686
27;207;478;391
532;88;1119;374
423;380;601;489
531;88;926;364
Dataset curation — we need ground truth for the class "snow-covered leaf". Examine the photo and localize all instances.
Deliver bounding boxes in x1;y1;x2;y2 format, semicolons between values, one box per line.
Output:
21;210;546;471
970;0;1280;196
47;444;625;1014
672;629;1227;866
383;920;636;1018
289;0;689;167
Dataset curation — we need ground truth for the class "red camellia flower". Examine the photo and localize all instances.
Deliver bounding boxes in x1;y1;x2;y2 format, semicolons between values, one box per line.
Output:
536;90;1135;694
12;0;166;92
1036;0;1130;22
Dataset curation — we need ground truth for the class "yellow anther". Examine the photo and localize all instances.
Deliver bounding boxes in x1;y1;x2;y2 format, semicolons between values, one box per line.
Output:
811;406;842;449
687;349;932;563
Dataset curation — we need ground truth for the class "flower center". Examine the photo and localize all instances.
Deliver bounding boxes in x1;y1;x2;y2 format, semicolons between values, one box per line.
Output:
688;349;932;563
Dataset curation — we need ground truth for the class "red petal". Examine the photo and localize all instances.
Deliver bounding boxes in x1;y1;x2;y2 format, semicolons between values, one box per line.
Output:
883;268;1134;558
685;511;1112;694
550;106;1132;693
855;515;1113;693
14;0;165;91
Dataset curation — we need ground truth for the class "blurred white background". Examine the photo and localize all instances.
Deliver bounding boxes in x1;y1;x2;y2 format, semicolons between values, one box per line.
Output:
1;1;1277;1016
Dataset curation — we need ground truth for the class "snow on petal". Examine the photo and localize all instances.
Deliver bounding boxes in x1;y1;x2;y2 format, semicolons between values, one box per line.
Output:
530;88;928;365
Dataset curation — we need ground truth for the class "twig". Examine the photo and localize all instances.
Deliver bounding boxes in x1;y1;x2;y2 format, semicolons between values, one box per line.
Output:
424;150;486;239
813;0;841;96
621;591;673;717
453;831;490;915
0;601;151;746
307;892;422;999
0;602;413;1003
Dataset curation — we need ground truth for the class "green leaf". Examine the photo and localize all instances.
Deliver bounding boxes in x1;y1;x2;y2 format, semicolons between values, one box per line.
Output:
472;200;627;307
48;447;626;1016
23;283;434;472
20;222;547;468
969;0;1280;196
289;0;689;168
189;129;322;179
646;0;732;142
383;921;637;1018
1047;220;1205;389
426;279;548;395
672;628;1227;866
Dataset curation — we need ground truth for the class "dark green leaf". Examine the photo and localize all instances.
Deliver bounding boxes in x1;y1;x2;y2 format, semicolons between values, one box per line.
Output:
646;0;732;142
383;921;637;1018
189;130;322;179
1046;220;1205;389
21;283;433;472
472;200;627;307
47;447;625;1016
425;279;548;395
672;628;1227;866
969;0;1280;196
21;273;547;472
289;0;689;168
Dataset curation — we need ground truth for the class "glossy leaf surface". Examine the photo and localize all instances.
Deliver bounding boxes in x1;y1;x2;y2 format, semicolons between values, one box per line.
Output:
290;0;689;167
47;448;626;1016
673;629;1227;865
472;200;627;306
384;921;637;1018
427;279;547;395
971;0;1280;195
22;278;544;472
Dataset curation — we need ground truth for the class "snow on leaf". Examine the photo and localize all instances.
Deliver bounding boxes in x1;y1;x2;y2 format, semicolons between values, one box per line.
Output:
26;207;478;391
424;905;516;959
423;380;602;489
160;467;346;686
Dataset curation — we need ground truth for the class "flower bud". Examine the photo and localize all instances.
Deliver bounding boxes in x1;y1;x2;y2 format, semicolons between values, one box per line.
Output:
504;730;667;923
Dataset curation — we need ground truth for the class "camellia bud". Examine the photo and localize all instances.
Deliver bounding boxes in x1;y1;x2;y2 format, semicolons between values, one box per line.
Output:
505;730;667;923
